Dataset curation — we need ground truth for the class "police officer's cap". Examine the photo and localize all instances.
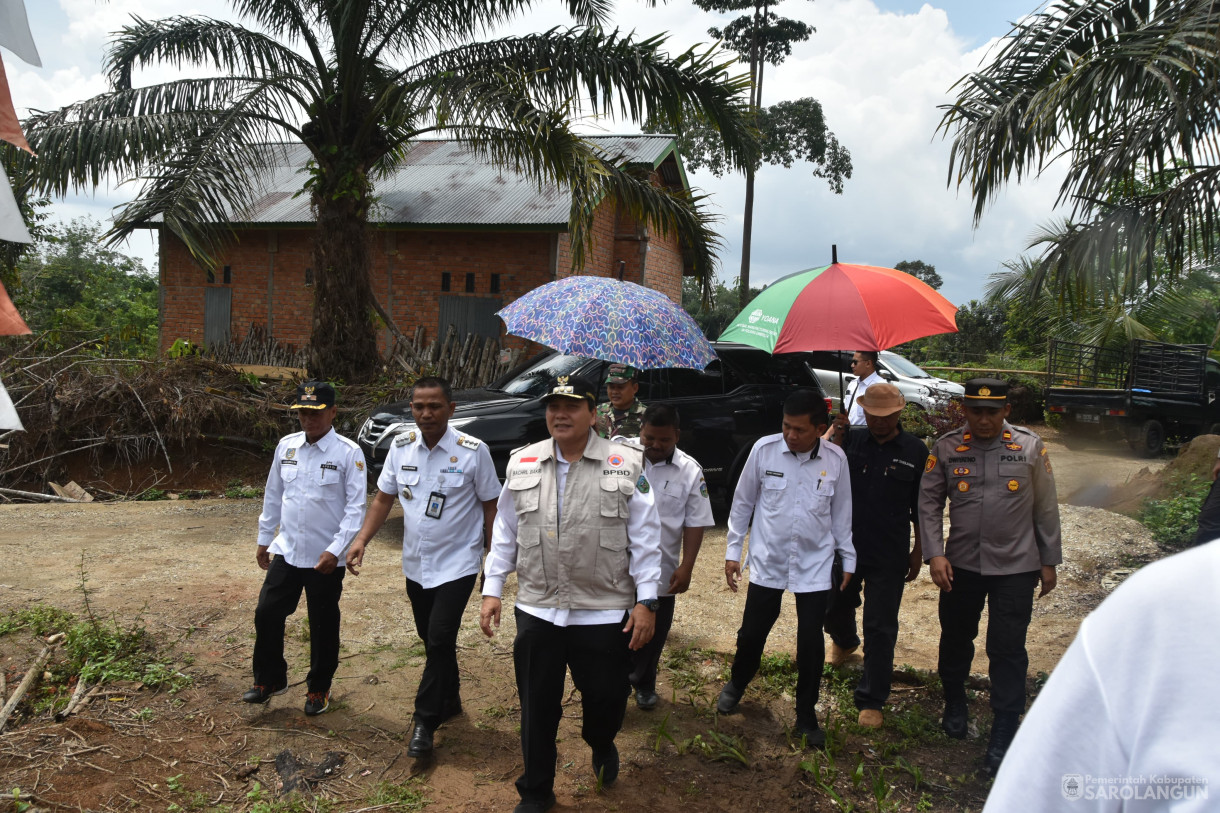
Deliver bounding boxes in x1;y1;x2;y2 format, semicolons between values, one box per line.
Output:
541;374;597;406
290;380;336;410
963;377;1008;405
604;363;638;383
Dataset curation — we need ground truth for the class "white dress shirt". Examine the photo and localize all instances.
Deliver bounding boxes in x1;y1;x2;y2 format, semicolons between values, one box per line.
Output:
726;434;855;592
845;371;884;425
257;427;367;568
483;435;662;626
644;447;715;597
376;426;502;588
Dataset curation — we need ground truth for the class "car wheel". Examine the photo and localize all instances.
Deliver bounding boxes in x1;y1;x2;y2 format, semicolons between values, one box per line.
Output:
1127;419;1165;458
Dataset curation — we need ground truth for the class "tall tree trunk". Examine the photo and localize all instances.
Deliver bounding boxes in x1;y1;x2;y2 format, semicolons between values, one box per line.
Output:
739;167;756;304
309;181;379;382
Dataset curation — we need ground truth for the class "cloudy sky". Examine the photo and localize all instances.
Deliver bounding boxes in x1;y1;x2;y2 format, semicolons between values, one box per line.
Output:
8;0;1060;307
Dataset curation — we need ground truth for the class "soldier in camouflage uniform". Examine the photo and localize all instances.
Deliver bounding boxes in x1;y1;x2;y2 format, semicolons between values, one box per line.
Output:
595;363;647;439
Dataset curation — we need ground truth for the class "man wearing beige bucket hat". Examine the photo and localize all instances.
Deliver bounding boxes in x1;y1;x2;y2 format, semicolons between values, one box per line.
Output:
824;382;928;729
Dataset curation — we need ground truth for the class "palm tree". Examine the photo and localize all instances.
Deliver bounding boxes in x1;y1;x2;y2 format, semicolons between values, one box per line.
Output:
22;0;755;380
939;0;1220;299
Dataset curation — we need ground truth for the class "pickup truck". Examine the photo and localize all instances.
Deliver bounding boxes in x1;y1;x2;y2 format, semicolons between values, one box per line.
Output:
1045;338;1220;457
356;342;831;511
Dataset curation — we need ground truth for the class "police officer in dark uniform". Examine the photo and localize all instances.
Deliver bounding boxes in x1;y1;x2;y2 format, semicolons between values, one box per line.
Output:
919;378;1062;774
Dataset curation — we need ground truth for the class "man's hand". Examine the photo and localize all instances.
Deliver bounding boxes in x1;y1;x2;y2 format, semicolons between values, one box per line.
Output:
840;570;853;591
345;539;367;575
823;413;849;445
929;556;954;592
724;560;742;593
668;564;694;594
905;550;923;582
623;604;656;650
314;551;339;574
256;545;271;571
1038;565;1058;597
479;597;502;638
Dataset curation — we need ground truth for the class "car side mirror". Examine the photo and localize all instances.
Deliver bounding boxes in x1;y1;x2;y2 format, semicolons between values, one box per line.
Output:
880;370;897;381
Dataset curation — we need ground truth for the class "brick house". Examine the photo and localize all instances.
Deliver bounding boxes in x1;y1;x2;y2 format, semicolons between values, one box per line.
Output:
151;135;696;356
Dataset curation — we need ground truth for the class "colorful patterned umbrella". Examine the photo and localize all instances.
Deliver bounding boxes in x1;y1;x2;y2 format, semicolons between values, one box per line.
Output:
718;262;958;353
496;275;715;370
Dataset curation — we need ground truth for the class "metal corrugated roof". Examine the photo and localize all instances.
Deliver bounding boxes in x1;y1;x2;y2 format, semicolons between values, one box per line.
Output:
219;135;680;228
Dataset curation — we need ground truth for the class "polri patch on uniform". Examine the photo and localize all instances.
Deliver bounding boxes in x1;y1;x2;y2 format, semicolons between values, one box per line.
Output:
1007;479;1020;492
1005;443;1023;451
636;474;650;493
1002;430;1013;441
1044;458;1053;474
955;444;970;452
952;466;971;476
957;481;970;492
458;435;481;450
925;456;937;473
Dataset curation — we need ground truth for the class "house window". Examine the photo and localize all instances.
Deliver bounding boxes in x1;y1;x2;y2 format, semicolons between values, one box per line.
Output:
223;265;232;284
465;273;475;293
441;272;451;292
206;267;215;284
490;273;501;294
304;267;314;286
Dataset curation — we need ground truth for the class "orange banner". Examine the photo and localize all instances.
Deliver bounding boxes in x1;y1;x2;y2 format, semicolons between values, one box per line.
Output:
0;279;30;335
0;53;32;155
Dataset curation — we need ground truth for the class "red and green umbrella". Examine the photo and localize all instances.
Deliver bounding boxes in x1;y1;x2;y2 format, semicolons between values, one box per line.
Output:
718;262;958;353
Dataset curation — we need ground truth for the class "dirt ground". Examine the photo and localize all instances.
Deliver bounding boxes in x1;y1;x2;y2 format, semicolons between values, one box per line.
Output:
0;434;1172;812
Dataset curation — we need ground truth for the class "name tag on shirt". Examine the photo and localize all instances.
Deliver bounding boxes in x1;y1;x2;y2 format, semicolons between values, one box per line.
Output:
765;470;785;478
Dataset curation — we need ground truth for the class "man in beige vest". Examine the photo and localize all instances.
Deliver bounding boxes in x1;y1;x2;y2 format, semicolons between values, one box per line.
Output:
480;374;662;813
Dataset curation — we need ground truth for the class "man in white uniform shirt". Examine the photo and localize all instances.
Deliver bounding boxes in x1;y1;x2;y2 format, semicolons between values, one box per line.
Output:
246;381;366;716
717;389;854;748
626;404;715;710
346;376;500;760
844;350;884;426
480;374;662;813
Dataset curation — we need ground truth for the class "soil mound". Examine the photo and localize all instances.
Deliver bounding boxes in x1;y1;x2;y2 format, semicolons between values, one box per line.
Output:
1080;434;1220;515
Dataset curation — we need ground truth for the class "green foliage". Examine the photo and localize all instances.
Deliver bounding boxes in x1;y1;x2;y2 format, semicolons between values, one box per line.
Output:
10;218;158;358
63;612;191;692
135;488;170;501
224;479;264;499
894;260;942;291
897;299;1009;364
682;730;750;765
0;605;75;637
755;652;798;696
681;275;763;338
364;779;429;810
1139;474;1210;551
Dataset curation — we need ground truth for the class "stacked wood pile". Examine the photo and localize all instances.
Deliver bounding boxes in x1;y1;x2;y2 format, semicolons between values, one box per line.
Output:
389;325;522;389
203;324;308;368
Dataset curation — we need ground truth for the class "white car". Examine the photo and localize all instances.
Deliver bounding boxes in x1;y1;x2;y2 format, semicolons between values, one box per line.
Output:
805;350;964;412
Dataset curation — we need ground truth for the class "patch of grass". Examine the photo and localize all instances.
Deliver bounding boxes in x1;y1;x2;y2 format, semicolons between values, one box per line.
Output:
224;479;264;499
1139;474;1209;551
135;488;169;501
887;704;942;745
682;730;749;766
756;652;797;697
364;778;429;810
0;604;75;637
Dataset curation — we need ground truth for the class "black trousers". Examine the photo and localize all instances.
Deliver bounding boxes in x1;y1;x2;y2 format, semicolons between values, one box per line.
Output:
628;595;676;693
728;583;830;729
823;564;907;710
513;608;631;803
1195;477;1220;546
937;568;1039;715
406;573;476;731
252;555;345;694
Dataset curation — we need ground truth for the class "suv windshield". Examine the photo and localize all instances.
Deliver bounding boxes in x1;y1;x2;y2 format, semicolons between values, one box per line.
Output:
501;354;589;396
883;353;932;379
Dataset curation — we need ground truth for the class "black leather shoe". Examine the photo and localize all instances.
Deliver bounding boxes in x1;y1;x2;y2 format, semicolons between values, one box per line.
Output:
942;696;968;740
794;722;826;749
635;688;659;710
983;712;1020;774
716;681;742;715
407;722;434;758
242;683;287;703
592;743;619;787
512;793;556;813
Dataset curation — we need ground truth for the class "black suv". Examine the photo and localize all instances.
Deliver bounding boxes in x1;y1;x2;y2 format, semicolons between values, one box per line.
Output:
356;342;829;508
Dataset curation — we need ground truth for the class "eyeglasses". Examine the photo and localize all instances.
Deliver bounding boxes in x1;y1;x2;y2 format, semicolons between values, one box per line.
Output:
849;359;860;366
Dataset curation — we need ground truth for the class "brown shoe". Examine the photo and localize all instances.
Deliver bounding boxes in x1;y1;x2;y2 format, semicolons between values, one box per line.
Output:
858;708;883;728
826;642;859;667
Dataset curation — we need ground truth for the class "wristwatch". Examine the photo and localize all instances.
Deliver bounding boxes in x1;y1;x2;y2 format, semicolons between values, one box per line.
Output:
636;599;659;612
